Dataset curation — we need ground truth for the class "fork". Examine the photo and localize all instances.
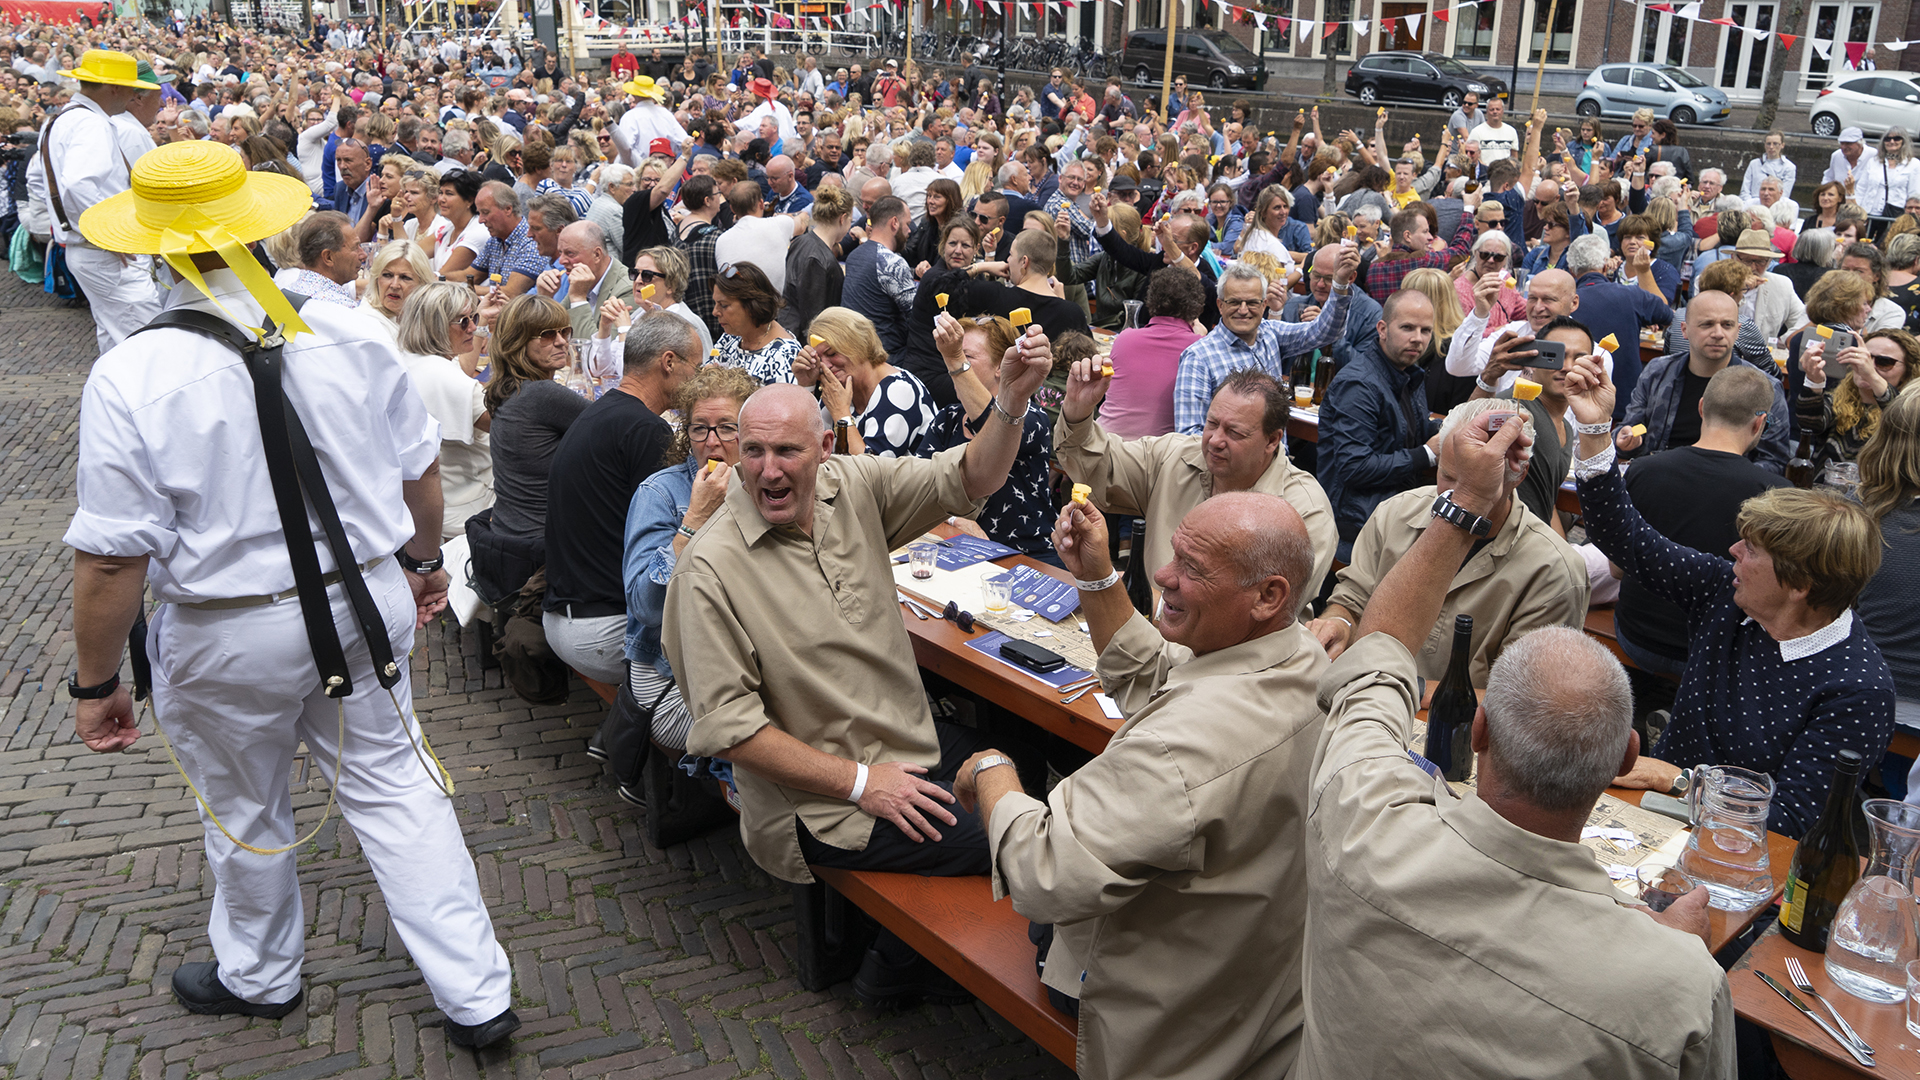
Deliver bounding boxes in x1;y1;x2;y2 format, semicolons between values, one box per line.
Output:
1784;956;1874;1058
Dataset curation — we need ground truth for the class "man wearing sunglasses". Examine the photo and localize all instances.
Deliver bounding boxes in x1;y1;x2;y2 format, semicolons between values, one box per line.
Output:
664;335;1056;1005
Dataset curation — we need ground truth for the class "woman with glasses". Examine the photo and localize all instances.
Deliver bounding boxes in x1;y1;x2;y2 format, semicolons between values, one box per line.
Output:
1799;327;1920;471
794;307;935;458
711;260;800;385
586;162;633;263
484;295;589;550
397;282;494;539
619;364;757;779
1876;128;1920;218
1521;200;1573;276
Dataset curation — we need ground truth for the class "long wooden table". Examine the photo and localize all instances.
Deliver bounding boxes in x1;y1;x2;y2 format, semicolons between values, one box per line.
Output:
1732;921;1919;1078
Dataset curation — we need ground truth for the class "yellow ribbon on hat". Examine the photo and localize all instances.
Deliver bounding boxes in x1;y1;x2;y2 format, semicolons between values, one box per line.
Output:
157;218;313;343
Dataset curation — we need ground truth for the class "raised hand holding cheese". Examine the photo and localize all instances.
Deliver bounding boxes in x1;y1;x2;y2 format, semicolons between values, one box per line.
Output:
1596;333;1619;353
1071;483;1091;506
1009;307;1033;328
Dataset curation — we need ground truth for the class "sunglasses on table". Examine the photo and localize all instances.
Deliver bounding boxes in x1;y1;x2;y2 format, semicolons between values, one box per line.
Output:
941;601;976;633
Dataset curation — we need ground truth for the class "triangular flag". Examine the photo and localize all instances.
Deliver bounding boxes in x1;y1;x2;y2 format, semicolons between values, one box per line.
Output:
1648;3;1672;11
1813;38;1831;58
1742;26;1768;41
1404;12;1420;36
1253;11;1267;28
1677;1;1701;19
1777;32;1796;49
1298;18;1314;39
1887;40;1911;51
1274;14;1288;32
1433;7;1450;22
1710;17;1736;26
1355;18;1369;33
1323;19;1339;37
1845;41;1867;66
1380;16;1395;35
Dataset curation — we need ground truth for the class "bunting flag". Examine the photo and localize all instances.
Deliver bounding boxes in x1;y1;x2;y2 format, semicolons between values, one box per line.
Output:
1676;1;1701;20
1297;17;1314;39
1812;38;1831;58
1845;40;1867;66
1647;3;1672;11
1432;7;1449;21
1322;19;1338;36
1709;16;1736;25
1253;11;1268;28
1777;32;1797;49
1404;13;1420;36
1273;14;1287;32
1379;16;1395;35
1888;40;1911;50
1354;17;1368;33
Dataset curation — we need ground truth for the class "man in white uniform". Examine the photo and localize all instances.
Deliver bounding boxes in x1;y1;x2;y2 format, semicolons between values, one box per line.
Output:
33;49;163;354
616;76;687;164
63;140;519;1051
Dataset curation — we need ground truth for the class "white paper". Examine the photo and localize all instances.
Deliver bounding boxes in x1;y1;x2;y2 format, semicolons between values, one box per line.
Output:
442;534;483;627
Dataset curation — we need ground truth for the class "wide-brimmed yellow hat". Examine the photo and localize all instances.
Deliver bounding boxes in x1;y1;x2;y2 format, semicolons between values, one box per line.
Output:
79;140;310;255
622;75;666;102
59;49;160;89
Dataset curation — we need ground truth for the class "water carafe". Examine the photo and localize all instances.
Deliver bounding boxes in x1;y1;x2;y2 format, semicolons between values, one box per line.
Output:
1825;799;1920;1003
1679;765;1775;910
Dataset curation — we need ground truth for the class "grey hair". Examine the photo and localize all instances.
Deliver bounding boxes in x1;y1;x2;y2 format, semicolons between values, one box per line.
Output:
1217;261;1269;294
1470;229;1512;256
995;161;1024;186
1889;233;1920;272
180;111;210;138
1648;161;1676;179
1566;233;1611;277
1483;627;1634;812
1649;175;1682;200
1447;176;1469;198
479;180;521;215
598;162;636;188
1440;398;1534;487
1770;198;1801;228
1354;204;1384;225
441;127;470;155
623;310;698;376
1699;167;1727;187
526;193;579;230
1714;193;1748;213
396;281;476;358
1792;227;1837;267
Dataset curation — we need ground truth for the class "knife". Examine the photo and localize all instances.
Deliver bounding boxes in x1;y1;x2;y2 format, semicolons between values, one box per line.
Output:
1755;972;1876;1068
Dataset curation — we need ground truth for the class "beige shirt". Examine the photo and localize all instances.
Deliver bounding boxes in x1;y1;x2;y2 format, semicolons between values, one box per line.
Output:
1328;486;1589;685
988;611;1328;1080
1053;413;1336;615
664;447;985;883
1298;634;1736;1079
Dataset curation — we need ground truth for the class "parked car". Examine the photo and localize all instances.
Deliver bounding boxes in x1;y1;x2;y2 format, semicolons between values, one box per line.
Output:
1810;72;1920;138
1573;63;1732;125
1121;28;1268;90
1342;51;1508;109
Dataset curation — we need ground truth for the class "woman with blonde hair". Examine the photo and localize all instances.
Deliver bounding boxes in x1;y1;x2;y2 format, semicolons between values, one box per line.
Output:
792;307;935;458
361;240;432;335
960;157;995;206
1851;383;1920;734
395;282;493;538
1799;327;1920;471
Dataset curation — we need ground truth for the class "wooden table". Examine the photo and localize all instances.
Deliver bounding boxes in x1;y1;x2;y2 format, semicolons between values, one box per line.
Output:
1732;922;1918;1078
1602;786;1795;957
1285;405;1585;517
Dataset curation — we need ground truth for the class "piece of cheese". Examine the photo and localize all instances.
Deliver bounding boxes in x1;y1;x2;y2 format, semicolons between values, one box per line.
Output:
809;334;825;347
1597;333;1619;353
1345;225;1358;238
936;292;949;308
488;273;502;285
1511;378;1543;401
640;284;655;300
1816;325;1835;339
704;459;723;475
1071;483;1091;506
1009;308;1032;328
1504;276;1516;288
1377;107;1387;117
709;347;720;359
1101;361;1114;378
1630;424;1648;437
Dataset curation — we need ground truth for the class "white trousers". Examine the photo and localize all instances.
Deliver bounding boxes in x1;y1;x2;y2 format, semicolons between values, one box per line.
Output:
63;245;162;355
150;560;512;1024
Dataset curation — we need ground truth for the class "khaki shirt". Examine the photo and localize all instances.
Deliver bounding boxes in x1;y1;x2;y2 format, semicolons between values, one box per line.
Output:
988;611;1328;1080
1053;413;1336;615
1298;635;1735;1079
664;446;985;883
1328;486;1589;685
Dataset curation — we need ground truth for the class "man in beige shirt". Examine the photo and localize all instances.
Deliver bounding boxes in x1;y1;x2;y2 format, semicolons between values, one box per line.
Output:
1311;398;1588;684
955;492;1327;1080
663;334;1052;1003
1299;410;1733;1079
1054;366;1336;614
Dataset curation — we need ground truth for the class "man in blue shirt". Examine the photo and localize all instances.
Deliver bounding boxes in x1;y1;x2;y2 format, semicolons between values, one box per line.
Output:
1566;232;1672;420
330;139;371;225
468;181;550;295
1172;258;1356;435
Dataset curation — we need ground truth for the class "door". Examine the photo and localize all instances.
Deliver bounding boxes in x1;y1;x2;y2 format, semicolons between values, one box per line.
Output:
1371;54;1412;100
1378;1;1426;51
1595;65;1633;112
1715;2;1775;99
1635;7;1691;68
1628;66;1669;114
1177;33;1210;83
1407;56;1443;103
1802;2;1879;98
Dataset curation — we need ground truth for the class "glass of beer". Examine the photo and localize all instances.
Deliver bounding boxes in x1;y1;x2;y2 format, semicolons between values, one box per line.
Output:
1293;384;1313;408
983;576;1012;615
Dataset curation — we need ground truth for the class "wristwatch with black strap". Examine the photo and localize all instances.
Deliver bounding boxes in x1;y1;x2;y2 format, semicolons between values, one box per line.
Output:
1430;488;1493;537
397;549;445;574
68;672;120;700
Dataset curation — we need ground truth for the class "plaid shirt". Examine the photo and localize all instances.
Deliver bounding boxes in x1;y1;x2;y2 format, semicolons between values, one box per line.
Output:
1362;215;1476;299
680;220;722;337
1172;290;1351;434
1043;190;1099;266
472;219;549;287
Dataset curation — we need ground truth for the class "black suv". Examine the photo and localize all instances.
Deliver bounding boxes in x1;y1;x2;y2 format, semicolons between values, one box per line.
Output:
1343;51;1508;109
1121;28;1268;90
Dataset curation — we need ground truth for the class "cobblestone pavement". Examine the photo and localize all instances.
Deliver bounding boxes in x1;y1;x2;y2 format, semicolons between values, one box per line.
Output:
0;273;1074;1080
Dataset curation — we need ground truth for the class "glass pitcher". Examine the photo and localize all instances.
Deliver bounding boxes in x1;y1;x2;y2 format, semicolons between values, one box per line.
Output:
1679;765;1775;910
1826;799;1920;1003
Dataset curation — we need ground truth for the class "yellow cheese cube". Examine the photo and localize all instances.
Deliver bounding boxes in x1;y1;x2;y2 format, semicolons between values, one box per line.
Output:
809;334;825;347
936;292;949;308
704;459;723;475
1345;225;1358;238
1816;325;1835;339
488;273;502;285
1071;483;1091;506
641;284;656;300
1009;308;1033;328
1511;378;1543;401
1630;424;1648;437
1504;276;1516;288
1101;361;1114;378
1597;333;1619;353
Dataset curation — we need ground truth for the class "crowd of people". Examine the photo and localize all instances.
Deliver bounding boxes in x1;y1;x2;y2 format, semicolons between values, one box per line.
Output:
37;7;1920;1077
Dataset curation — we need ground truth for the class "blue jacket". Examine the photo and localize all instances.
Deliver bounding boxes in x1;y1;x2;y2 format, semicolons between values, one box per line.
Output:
1281;288;1381;374
1573;271;1674;420
1623;353;1792;476
622;457;699;675
1318;342;1440;545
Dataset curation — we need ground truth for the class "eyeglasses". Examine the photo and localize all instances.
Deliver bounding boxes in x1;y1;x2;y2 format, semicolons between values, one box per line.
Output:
1222;298;1265;311
972;212;997;224
941;600;976;632
637;268;666;282
1892;137;1908;144
719;263;742;279
455;313;477;330
1477;251;1507;262
689;423;740;441
1876;355;1905;369
536;327;574;342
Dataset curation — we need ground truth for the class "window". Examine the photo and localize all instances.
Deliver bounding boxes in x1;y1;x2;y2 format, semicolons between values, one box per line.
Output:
1375;56;1411;72
1457;0;1497;60
1631;67;1666;90
1321;0;1354;55
1602;66;1629;84
1527;0;1575;64
1409;59;1437;78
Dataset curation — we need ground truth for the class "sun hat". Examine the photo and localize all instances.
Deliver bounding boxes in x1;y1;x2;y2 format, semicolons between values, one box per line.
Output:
749;76;777;102
60;49;160;89
79;141;316;336
1733;227;1783;258
622;75;666;102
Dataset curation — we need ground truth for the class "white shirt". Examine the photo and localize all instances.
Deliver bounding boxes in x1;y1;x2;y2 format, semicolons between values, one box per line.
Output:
1754;608;1855;662
1825;146;1884;212
109;111;156;171
617;100;689;161
735;100;800;149
36;92;132;247
64;269;438;603
1469;120;1520;163
296;108;337;196
797;66;824;100
430;215;489;273
936;161;964;182
714;214;796;294
890;165;939;222
1445;311;1614;393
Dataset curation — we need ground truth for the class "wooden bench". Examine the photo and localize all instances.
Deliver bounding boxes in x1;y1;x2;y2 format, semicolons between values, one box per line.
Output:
811;868;1078;1069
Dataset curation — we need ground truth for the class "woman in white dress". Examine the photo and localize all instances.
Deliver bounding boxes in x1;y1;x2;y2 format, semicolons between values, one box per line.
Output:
395;282;494;539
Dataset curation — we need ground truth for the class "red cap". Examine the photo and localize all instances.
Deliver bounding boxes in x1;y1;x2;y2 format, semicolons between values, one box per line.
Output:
649;137;675;156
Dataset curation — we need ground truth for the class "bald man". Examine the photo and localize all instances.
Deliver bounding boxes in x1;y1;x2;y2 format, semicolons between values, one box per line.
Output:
765;153;812;216
539;219;634;341
664;335;1054;1004
959;491;1329;1080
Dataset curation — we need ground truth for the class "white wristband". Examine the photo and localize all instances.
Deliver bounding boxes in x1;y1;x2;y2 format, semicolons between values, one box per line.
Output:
1075;568;1123;591
848;762;869;803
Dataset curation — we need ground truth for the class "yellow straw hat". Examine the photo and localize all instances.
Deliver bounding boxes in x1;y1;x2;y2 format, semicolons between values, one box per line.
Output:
622;75;667;102
59;49;160;89
79;140;311;255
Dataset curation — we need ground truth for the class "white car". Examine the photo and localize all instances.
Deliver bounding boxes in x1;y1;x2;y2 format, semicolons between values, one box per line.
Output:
1810;71;1920;138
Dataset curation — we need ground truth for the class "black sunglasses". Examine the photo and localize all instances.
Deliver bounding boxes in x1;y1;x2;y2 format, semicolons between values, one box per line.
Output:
941;601;976;633
637;268;666;282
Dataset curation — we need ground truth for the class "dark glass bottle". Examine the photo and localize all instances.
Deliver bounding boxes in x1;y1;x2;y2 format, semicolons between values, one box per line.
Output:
1423;615;1477;783
833;417;851;455
1787;433;1817;489
1780;750;1864;951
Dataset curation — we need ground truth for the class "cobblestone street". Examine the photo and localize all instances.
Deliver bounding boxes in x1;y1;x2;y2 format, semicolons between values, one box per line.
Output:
0;272;1073;1080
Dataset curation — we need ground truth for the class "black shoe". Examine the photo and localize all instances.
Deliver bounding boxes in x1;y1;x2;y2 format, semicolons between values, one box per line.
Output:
445;1007;521;1050
170;962;303;1019
616;783;646;807
585;737;609;763
852;947;973;1006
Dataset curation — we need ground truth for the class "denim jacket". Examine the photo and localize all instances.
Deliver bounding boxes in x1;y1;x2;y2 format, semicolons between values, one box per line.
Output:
623;456;699;675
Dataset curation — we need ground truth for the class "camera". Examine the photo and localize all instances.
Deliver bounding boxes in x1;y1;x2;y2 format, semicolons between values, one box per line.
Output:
0;130;38;164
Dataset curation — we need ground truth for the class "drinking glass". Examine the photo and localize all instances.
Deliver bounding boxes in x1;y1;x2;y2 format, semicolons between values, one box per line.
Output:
983;576;1012;615
1293;385;1313;408
1636;865;1696;913
1907;960;1920;1037
907;542;938;580
1122;299;1144;330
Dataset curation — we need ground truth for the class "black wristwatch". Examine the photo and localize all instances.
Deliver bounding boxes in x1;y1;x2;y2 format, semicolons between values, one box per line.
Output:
397;549;445;574
68;672;120;700
1430;488;1494;537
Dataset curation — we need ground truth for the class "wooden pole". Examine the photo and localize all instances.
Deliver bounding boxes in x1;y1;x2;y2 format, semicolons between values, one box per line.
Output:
1528;0;1558;114
1159;0;1177;124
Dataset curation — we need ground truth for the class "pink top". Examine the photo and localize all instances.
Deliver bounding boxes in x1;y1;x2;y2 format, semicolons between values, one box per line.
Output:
1453;274;1526;337
1099;316;1202;439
